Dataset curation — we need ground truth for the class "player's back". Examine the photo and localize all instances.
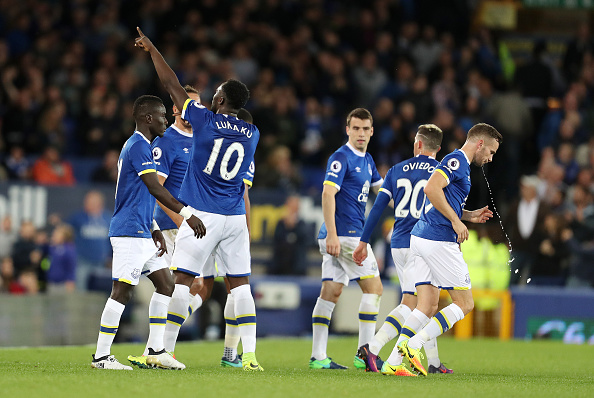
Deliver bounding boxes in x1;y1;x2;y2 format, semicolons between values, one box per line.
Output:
151;125;193;230
384;155;438;248
179;99;260;215
109;132;156;239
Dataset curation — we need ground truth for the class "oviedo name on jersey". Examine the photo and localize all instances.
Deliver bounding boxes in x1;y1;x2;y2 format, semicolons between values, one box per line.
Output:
402;161;435;173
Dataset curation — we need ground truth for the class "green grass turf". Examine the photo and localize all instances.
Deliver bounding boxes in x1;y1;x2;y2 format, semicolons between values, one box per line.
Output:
1;337;592;398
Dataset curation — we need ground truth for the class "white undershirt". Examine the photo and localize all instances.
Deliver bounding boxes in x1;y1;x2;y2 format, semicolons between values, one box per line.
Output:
517;198;539;239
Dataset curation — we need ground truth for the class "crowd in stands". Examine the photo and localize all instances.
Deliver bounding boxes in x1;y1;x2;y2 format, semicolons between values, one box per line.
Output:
0;0;594;290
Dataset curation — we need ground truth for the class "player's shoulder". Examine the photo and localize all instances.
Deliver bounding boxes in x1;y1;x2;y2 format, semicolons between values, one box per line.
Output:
440;149;468;172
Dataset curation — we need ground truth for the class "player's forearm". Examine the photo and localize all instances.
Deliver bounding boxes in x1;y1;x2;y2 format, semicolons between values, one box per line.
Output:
322;191;338;237
360;193;390;243
156;200;183;228
148;184;184;214
461;209;472;221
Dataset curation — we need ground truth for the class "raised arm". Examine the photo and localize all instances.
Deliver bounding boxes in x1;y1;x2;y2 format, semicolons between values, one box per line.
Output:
135;27;189;113
424;171;468;243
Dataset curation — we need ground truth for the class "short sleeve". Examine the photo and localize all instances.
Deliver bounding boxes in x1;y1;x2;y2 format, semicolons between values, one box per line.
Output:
129;141;156;176
369;158;383;186
323;152;348;191
243;161;255;188
435;152;464;185
151;137;172;178
181;98;211;129
378;167;394;199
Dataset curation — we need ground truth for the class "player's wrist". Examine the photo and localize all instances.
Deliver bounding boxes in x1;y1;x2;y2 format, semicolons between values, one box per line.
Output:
179;206;196;220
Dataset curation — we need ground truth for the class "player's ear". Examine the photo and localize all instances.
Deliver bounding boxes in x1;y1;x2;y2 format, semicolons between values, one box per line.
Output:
145;113;152;124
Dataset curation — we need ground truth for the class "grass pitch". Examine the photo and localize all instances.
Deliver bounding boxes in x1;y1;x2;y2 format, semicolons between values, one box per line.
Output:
1;337;592;398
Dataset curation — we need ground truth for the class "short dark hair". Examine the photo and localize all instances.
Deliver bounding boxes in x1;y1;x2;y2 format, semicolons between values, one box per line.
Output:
221;79;250;110
183;84;200;95
468;122;503;144
346;108;373;127
237;108;253;124
416;124;443;150
133;95;164;119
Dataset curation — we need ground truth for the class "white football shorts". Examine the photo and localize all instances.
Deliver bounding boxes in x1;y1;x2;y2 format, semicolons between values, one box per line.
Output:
409;235;471;290
391;248;418;295
319;236;380;286
110;237;168;286
171;210;250;278
161;229;178;267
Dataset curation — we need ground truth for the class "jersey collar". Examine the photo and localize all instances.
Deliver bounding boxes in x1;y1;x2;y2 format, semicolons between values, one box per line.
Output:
416;154;435;160
171;124;192;137
458;148;471;164
134;131;151;144
346;142;365;157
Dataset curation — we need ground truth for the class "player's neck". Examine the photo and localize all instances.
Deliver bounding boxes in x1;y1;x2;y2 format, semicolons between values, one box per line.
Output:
460;142;475;163
418;151;436;158
173;121;192;135
135;126;154;142
217;106;238;118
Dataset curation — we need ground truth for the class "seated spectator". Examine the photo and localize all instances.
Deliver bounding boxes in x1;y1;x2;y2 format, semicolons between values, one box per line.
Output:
31;146;76;186
91;149;119;184
3;146;30;180
69;190;111;290
46;224;77;294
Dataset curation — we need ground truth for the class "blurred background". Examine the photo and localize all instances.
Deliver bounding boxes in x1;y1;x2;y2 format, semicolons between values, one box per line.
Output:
0;0;593;347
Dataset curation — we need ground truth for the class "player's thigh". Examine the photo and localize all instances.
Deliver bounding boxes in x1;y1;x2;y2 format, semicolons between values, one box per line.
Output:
171;211;224;277
319;238;348;286
216;215;251;277
392;248;415;295
337;236;380;283
416;237;471;291
407;236;438;290
161;229;178;267
110;237;158;286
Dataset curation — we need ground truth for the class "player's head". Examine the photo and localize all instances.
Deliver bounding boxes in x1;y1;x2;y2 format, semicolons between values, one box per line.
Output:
466;122;502;166
237;108;253;124
174;85;201;129
346;108;373;152
414;124;442;156
133;95;167;138
211;79;250;114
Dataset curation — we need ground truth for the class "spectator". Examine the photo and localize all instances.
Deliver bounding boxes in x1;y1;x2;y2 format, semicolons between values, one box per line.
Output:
46;224;77;294
3;146;31;180
68;190;111;290
530;214;569;286
256;145;302;193
31;146;76;186
0;257;27;294
505;175;550;285
0;216;17;259
91;149;119;184
270;195;309;275
11;220;42;279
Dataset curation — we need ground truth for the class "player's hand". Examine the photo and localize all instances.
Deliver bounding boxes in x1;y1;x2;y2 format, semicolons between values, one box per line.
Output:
187;215;206;238
452;219;469;243
152;230;168;257
326;235;341;257
352;241;368;266
134;27;155;52
467;206;493;223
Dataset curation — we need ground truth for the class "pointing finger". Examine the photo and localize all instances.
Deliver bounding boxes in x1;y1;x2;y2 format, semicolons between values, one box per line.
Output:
137;26;144;37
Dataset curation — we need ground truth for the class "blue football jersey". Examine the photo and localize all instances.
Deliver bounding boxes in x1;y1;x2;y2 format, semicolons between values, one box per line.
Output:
379;155;438;248
318;142;383;238
151;125;193;230
412;149;471;242
109;131;157;239
179;99;259;215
